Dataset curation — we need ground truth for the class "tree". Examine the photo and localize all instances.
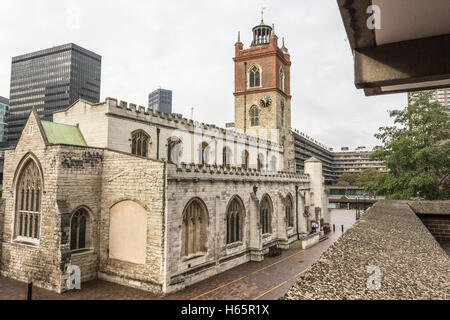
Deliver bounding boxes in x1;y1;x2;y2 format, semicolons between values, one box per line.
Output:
356;168;380;191
371;91;450;200
337;172;358;186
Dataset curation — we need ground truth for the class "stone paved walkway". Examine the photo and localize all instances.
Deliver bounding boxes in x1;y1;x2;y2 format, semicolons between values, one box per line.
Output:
0;209;356;300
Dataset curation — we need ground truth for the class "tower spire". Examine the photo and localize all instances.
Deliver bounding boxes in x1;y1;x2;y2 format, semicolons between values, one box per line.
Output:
260;7;266;23
271;23;276;38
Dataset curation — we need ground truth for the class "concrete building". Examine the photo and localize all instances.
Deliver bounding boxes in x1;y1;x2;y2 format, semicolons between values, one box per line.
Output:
0;97;8;143
148;88;172;114
333;146;386;177
0;17;329;295
408;88;450;107
7;43;101;146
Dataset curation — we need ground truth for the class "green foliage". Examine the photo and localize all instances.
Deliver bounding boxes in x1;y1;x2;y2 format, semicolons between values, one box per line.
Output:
355;168;380;192
371;91;450;200
337;172;358;186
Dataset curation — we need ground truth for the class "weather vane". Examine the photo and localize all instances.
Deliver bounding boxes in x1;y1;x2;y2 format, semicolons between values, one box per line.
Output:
260;6;266;22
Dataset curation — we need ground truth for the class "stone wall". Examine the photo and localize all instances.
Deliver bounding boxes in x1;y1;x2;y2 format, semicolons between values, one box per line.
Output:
164;163;312;293
98;149;166;294
409;201;450;242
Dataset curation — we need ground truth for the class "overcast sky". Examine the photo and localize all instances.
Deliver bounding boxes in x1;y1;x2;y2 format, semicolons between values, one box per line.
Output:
0;0;406;151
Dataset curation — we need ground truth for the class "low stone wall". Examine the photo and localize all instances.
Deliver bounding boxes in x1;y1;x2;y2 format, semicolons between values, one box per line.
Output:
408;201;450;242
284;201;450;300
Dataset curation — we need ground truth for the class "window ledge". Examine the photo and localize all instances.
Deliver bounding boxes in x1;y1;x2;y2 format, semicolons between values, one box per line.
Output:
226;241;243;249
182;252;207;262
262;233;272;239
70;248;94;256
12;237;39;247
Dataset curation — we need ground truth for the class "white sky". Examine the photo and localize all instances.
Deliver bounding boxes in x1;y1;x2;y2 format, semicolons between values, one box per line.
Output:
0;0;405;151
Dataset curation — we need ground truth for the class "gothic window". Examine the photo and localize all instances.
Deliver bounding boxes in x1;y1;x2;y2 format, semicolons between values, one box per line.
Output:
226;197;245;244
260;195;272;234
286;195;294;228
131;130;150;157
70;208;90;251
250;105;259;127
249;65;261;88
241;150;249;169
257;153;264;171
168;137;182;164
15;158;42;241
270;155;278;173
279;68;285;92
223;147;232;167
199;142;210;165
182;198;208;257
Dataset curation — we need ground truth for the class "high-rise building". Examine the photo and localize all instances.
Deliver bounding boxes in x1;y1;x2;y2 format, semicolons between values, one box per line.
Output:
148;88;172;114
7;43;101;146
0;96;8;143
333;146;386;177
408;88;450;107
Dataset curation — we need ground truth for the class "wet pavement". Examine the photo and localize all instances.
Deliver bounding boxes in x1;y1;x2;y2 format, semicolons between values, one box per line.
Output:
0;209;357;300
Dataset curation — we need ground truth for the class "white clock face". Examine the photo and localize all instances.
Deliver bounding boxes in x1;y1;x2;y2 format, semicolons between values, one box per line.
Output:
260;96;272;108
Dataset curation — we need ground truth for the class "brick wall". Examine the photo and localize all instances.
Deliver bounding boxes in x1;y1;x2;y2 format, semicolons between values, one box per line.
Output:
417;214;450;242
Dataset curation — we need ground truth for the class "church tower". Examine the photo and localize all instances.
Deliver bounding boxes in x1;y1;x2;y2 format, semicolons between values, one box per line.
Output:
233;13;295;172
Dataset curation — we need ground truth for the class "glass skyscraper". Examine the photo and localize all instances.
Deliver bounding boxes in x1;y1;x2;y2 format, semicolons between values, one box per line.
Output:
7;43;101;146
0;96;8;143
148;88;172;114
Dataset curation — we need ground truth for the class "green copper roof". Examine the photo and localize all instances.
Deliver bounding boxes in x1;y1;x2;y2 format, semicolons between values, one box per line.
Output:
40;120;87;146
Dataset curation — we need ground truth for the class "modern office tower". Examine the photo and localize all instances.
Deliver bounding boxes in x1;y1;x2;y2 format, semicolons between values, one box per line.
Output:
408;88;450;107
7;43;101;145
0;96;8;143
333;146;386;177
148;88;172;114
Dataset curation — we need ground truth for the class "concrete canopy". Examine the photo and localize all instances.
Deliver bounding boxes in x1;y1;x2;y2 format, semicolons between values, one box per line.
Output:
337;0;450;96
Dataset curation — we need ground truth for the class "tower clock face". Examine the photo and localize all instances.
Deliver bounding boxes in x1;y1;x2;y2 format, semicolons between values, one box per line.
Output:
260;96;272;108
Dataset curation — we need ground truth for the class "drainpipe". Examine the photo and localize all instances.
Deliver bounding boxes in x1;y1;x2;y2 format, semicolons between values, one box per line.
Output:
295;185;300;240
156;127;161;160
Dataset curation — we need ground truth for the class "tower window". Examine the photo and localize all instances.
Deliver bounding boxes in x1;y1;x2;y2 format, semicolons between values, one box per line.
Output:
279;68;285;92
281;101;285;127
250;105;259;126
249;66;261;88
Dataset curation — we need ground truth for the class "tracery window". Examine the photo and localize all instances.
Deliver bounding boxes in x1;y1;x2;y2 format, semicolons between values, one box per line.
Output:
249;65;261;88
223;147;232;167
182;198;208;257
260;195;272;235
131;130;150;157
226;197;244;244
70;208;90;251
199;142;210;165
241;150;249;169
286;195;294;227
250;105;259;127
168;137;182;164
257;153;264;171
15;159;42;240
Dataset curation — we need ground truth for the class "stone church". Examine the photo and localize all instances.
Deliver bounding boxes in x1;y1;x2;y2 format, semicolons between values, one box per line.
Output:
0;18;329;294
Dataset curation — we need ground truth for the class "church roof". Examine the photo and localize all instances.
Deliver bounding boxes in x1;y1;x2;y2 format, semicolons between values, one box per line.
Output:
40;120;87;147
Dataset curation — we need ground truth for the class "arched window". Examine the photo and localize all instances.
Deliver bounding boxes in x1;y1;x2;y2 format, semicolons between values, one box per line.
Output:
226;196;245;244
15;158;42;240
168;137;182;164
270;155;277;173
182;198;208;257
249;65;261;88
223;146;232;167
281;101;285;127
260;195;272;234
257;153;264;171
70;208;90;251
286;195;294;227
279;67;285;92
199;142;210;165
241;150;249;169
131;130;150;157
250;106;259;127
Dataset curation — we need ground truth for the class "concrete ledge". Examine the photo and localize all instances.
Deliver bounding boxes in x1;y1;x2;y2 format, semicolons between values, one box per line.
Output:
284;201;450;300
300;233;319;250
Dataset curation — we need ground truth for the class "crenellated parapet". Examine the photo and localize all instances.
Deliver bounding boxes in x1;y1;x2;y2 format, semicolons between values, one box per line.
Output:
105;97;283;151
167;162;309;183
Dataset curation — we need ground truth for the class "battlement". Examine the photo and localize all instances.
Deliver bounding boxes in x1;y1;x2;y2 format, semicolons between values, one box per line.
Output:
105;97;283;150
167;162;309;182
